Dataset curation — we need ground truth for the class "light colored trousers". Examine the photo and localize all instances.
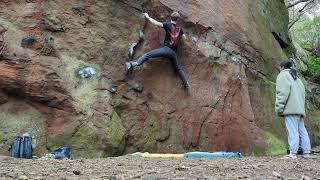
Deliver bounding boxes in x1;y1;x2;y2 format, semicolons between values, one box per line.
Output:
285;115;311;154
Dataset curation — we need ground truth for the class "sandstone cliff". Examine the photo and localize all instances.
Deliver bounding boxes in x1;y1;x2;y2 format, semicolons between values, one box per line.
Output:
0;0;318;158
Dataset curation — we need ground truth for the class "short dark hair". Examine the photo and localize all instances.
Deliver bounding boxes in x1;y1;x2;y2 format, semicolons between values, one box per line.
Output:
170;11;180;21
280;60;293;69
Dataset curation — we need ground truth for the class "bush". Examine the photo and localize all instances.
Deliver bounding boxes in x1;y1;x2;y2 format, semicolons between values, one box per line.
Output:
307;53;320;81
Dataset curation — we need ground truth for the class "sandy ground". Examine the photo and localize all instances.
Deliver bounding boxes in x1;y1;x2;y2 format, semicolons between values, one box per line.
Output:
0;154;320;180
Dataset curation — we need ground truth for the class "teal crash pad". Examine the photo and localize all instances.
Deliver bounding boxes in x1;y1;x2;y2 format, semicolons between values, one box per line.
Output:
183;152;241;159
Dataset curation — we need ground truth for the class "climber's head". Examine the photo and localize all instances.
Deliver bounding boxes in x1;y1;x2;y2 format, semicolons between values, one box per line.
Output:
170;11;180;22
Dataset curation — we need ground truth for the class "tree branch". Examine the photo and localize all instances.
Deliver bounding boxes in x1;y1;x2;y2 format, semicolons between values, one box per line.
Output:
287;0;312;8
288;0;315;29
298;0;314;12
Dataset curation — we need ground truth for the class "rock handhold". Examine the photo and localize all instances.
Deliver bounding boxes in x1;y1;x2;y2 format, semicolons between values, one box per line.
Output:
21;34;35;48
128;42;138;58
78;67;97;78
128;79;144;92
196;40;221;59
191;36;198;44
44;14;65;32
139;30;145;40
128;31;145;59
231;54;241;64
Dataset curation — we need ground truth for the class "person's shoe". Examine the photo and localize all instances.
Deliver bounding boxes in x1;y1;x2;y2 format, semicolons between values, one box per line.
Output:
281;153;297;159
183;82;190;89
302;154;317;159
126;62;136;74
126;62;133;71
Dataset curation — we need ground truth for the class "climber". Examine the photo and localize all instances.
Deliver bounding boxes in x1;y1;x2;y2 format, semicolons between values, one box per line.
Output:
125;11;190;88
275;60;314;159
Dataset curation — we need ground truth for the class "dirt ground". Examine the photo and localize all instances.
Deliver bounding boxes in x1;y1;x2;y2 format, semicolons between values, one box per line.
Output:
0;154;320;180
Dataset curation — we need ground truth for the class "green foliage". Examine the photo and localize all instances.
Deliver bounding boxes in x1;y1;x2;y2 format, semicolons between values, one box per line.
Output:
292;16;320;77
306;53;320;76
293;16;320;50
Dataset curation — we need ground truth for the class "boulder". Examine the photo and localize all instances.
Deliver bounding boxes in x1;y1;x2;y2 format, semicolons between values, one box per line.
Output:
1;0;316;157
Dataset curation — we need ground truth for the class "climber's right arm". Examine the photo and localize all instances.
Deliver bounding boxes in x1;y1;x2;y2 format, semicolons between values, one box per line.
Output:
144;13;163;28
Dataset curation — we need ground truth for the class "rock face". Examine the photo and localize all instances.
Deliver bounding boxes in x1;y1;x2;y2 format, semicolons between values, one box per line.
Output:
0;0;316;158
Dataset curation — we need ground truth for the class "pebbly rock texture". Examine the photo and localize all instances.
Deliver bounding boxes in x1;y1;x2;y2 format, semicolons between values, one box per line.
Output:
1;156;320;179
0;0;318;158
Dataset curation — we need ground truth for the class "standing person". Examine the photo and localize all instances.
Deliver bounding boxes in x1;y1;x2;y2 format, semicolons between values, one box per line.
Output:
125;11;190;88
275;60;313;159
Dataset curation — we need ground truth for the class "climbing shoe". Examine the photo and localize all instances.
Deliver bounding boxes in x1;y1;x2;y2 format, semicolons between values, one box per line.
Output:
126;62;134;72
183;82;190;89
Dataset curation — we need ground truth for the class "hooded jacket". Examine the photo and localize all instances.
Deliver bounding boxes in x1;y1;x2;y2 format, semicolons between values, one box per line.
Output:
275;69;305;117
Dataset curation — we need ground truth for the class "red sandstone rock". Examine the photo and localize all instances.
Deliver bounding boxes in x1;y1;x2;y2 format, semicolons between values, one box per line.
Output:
0;0;300;157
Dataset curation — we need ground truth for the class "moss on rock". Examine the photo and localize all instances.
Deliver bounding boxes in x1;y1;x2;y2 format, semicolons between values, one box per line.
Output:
0;131;6;144
254;0;289;77
112;94;125;110
261;0;289;33
264;131;287;156
265;80;286;136
307;103;320;145
46;136;58;151
247;73;288;156
58;54;102;115
106;111;126;148
67;122;103;159
133;115;160;151
66;111;126;159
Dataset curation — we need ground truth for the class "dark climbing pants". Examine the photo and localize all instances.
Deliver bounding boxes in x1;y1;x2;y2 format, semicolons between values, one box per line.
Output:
134;46;188;85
